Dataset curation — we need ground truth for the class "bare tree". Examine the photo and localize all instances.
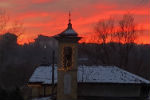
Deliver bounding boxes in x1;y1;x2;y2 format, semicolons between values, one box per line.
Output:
95;17;115;44
94;14;138;67
0;9;24;36
116;13;138;69
8;20;25;37
117;13;137;44
0;9;9;34
94;17;115;64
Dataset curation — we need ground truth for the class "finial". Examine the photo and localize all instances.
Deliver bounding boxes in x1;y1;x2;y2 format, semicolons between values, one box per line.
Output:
67;11;72;29
69;11;71;23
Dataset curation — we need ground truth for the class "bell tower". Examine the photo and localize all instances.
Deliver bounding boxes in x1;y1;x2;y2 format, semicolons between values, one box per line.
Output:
54;12;81;100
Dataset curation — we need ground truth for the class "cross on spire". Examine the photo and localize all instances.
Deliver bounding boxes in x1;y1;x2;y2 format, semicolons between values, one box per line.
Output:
68;11;72;29
69;11;71;23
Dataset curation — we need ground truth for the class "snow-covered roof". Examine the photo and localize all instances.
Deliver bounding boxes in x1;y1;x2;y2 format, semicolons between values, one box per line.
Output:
57;22;78;36
29;66;57;84
32;97;51;100
29;65;150;84
62;28;77;35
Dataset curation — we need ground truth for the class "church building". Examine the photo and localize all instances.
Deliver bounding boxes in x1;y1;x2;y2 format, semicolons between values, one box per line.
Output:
27;13;150;100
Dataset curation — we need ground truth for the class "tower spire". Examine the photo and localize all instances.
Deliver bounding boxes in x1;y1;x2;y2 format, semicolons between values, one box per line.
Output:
69;11;71;23
68;11;72;29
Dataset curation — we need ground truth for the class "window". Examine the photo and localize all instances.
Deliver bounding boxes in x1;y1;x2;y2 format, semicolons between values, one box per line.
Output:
63;47;72;68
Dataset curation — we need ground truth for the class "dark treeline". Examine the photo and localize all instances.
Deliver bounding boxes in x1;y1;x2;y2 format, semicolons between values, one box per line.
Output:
79;43;150;80
0;33;149;98
0;33;57;90
0;86;23;100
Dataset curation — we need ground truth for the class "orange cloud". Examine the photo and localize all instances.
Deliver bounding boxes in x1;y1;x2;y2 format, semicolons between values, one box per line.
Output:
4;0;148;45
31;0;52;3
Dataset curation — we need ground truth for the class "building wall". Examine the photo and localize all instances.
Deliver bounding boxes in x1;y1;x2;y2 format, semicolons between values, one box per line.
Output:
28;84;57;98
45;85;57;96
78;83;141;97
31;85;41;98
45;86;51;96
28;83;149;99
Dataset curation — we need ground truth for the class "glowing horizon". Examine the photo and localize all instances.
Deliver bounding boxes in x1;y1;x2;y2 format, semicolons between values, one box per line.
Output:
0;0;149;45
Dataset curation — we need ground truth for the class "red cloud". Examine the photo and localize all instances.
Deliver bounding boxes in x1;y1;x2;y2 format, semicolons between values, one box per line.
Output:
8;0;149;45
31;0;53;3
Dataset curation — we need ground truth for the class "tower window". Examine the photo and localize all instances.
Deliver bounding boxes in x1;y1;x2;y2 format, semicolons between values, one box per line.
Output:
63;47;72;68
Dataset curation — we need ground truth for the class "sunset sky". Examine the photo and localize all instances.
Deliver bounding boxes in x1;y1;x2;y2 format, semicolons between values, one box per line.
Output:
0;0;150;44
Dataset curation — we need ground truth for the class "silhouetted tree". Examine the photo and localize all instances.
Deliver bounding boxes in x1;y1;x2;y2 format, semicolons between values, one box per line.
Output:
0;9;9;34
116;13;137;69
95;17;115;44
117;13;137;43
94;17;115;64
0;9;24;37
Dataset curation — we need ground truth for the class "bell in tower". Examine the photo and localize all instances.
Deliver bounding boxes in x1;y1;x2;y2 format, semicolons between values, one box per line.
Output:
54;12;81;100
